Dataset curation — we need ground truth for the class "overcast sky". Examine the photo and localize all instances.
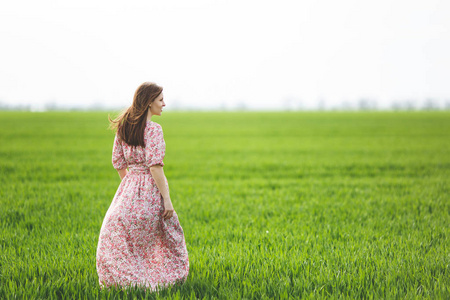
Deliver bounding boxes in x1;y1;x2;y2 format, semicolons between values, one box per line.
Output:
1;0;449;110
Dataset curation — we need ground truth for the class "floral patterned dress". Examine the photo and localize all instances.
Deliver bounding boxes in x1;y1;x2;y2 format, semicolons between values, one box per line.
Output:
96;120;189;290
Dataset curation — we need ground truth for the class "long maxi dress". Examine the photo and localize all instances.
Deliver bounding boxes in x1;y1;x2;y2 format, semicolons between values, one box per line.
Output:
96;120;189;290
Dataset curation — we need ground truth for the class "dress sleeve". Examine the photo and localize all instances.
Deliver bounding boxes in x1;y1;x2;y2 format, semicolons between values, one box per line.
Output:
112;134;128;170
145;123;166;167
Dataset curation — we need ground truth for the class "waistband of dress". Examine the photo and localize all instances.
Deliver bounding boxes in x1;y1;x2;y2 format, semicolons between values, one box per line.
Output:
128;166;151;174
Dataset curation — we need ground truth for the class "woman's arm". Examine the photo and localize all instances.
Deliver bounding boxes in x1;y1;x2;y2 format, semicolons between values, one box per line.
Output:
150;165;174;220
117;168;128;180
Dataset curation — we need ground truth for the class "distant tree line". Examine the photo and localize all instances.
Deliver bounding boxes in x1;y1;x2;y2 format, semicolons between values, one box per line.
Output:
0;98;449;111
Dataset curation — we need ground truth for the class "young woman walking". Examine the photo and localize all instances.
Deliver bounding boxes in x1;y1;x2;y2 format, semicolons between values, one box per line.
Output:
96;82;189;290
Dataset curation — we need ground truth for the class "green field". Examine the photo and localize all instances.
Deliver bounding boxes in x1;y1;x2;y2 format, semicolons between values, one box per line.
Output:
0;111;449;299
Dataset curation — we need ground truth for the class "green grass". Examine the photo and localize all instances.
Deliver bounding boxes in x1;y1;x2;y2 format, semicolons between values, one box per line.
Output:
0;111;449;299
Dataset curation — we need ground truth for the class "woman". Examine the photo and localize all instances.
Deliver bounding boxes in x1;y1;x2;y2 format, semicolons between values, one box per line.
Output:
96;82;189;291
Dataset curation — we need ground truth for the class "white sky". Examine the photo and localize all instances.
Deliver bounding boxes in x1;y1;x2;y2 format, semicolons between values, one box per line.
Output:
1;0;449;110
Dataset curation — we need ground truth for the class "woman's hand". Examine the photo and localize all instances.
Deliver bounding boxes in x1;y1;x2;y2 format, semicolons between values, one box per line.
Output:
117;168;128;180
150;165;174;220
163;198;174;220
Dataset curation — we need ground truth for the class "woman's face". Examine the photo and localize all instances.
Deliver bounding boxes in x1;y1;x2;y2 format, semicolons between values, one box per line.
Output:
149;93;165;116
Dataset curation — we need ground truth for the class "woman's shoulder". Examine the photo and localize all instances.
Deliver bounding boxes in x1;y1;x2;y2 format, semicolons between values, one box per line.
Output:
147;120;162;130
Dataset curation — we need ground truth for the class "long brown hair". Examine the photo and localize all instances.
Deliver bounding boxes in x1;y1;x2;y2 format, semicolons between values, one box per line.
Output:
109;82;163;147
